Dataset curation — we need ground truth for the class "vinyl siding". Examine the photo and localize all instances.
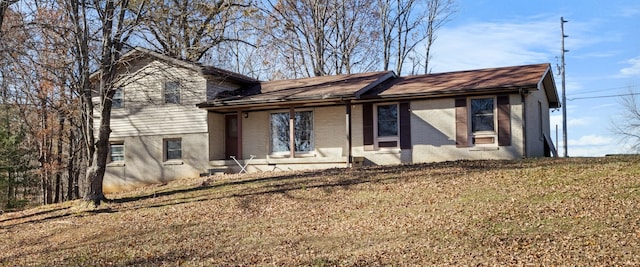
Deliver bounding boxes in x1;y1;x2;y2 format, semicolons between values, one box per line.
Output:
93;59;238;138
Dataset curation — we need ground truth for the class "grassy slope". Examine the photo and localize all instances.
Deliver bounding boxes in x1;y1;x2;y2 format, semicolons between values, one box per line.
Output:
1;157;640;266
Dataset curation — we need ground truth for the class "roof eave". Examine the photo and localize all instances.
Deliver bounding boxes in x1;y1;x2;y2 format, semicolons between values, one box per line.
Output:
372;86;527;100
197;94;354;110
538;65;561;109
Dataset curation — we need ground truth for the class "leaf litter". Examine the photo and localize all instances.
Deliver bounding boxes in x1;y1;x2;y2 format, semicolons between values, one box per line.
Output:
1;156;640;265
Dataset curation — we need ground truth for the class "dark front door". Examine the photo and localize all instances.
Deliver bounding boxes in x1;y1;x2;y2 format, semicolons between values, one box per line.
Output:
225;115;238;159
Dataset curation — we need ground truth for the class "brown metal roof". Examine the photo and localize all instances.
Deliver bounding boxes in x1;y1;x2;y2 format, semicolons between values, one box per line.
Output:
376;63;552;96
205;71;395;106
198;63;561;110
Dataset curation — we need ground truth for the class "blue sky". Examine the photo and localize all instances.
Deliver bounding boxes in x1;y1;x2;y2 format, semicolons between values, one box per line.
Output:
427;0;640;156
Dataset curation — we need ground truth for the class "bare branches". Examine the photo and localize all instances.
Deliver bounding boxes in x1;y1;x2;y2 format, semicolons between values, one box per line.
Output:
424;0;454;74
612;88;640;152
137;0;251;62
258;0;379;78
0;0;19;31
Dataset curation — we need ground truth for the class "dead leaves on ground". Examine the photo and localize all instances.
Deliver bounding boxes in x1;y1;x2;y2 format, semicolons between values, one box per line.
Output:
1;157;640;265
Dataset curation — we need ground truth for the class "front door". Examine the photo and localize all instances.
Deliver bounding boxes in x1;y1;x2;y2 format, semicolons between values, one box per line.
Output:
225;115;238;159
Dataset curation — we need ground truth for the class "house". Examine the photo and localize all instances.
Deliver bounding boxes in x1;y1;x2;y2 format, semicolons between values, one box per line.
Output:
101;48;560;192
95;48;258;193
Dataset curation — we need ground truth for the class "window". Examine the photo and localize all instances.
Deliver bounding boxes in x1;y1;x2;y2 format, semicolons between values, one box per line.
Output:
375;104;399;148
109;142;124;162
270;111;313;153
164;81;180;104
456;95;510;148
113;88;123;108
471;98;495;133
164;138;182;160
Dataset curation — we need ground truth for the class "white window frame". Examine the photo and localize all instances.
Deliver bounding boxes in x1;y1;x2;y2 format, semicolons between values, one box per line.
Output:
109;142;124;163
163;138;182;161
373;103;399;149
112;88;124;109
164;81;181;104
469;96;497;146
269;109;315;155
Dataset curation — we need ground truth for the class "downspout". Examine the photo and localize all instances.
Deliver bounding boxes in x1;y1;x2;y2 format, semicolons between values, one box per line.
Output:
520;89;527;158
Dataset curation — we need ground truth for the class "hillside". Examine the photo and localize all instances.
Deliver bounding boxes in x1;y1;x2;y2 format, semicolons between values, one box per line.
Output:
1;157;640;266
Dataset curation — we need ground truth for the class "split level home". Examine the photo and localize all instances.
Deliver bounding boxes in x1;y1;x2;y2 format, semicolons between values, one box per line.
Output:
96;47;560;192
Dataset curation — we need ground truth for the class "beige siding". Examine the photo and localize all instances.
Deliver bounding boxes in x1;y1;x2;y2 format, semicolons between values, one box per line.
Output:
242;111;269;159
210;106;349;172
104;132;209;193
410;95;524;163
351;104;403;166
524;86;553;157
99;58;243;192
94;60;208;138
235;106;347;161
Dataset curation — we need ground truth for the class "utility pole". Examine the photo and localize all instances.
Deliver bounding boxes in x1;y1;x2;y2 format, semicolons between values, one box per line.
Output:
561;17;569;157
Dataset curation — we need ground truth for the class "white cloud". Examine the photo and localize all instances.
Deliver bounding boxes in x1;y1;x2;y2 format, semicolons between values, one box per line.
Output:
550;114;563;128
564;134;629;156
568;117;591;127
619;57;640;77
549;115;592;129
568;145;625;157
617;6;640;17
424;15;610;75
428;19;558;72
568;134;615;146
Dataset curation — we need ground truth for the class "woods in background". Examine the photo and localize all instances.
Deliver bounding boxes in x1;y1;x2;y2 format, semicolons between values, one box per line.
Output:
0;0;455;210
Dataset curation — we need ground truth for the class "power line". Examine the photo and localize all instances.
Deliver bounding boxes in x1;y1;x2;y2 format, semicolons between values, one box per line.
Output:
569;85;639;96
568;92;640;101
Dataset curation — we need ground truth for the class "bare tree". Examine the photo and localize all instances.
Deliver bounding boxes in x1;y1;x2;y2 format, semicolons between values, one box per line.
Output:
423;0;454;74
136;0;251;62
83;0;144;206
259;0;378;78
612;89;640;152
0;0;18;31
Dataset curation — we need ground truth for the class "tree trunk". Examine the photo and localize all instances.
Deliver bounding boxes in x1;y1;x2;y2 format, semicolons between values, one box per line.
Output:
54;115;64;203
83;120;111;206
66;128;75;200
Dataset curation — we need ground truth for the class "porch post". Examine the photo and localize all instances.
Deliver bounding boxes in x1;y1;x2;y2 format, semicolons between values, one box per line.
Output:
346;101;352;167
289;107;295;158
236;110;243;159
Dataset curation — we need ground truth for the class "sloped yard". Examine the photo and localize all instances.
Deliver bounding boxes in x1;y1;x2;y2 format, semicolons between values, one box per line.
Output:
1;157;640;265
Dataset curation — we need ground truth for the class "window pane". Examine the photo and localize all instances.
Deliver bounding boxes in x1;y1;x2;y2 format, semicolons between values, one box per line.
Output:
270;111;314;153
377;104;398;137
165;81;180;104
113;88;123;108
110;144;124;162
471;98;494;132
270;113;290;152
295;111;313;152
166;139;182;160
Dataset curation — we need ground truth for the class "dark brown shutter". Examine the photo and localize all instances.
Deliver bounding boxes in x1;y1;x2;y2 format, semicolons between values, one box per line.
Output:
497;95;511;146
455;98;468;147
363;103;374;149
399;102;411;149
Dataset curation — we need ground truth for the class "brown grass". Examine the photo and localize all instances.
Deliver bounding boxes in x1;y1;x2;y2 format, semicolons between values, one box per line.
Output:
1;157;640;266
